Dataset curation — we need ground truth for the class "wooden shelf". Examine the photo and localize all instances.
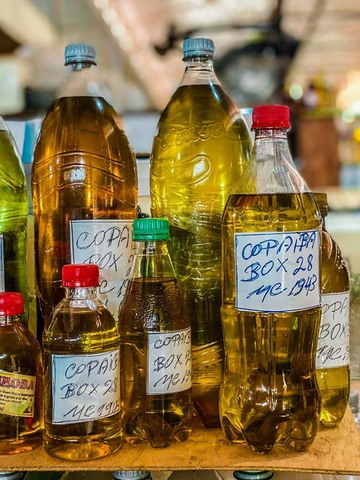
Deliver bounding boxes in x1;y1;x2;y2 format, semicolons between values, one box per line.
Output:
0;409;359;474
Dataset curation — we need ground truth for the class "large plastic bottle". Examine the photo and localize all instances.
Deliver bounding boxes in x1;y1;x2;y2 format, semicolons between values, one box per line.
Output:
314;192;350;427
220;105;322;454
118;218;193;448
32;43;138;339
0;118;29;322
150;37;251;427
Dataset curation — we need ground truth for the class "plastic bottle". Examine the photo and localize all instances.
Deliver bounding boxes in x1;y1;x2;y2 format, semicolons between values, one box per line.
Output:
220;105;322;454
32;43;138;340
0;118;29;322
0;292;43;454
118;218;192;447
216;472;337;480
42;263;121;460
0;473;26;480
313;192;350;427
150;37;251;427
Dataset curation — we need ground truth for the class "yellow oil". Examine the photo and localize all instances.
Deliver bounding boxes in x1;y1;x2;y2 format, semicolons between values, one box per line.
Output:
150;84;251;427
220;192;322;453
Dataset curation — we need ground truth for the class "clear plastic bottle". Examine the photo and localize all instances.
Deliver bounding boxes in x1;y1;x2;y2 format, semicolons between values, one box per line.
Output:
220;105;322;454
42;263;121;460
150;37;251;427
0;118;29;322
313;192;350;427
118;218;192;447
32;43;138;340
0;292;43;454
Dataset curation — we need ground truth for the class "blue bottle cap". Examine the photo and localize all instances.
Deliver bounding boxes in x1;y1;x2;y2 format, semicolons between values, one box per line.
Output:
183;37;215;58
64;43;96;66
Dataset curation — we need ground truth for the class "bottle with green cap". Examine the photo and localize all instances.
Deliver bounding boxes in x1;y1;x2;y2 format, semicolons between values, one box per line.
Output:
150;36;251;428
32;42;138;342
118;217;193;447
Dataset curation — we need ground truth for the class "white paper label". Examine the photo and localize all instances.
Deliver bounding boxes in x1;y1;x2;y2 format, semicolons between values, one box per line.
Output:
51;350;120;424
70;219;134;318
316;292;350;368
147;327;192;395
0;235;4;290
235;229;321;312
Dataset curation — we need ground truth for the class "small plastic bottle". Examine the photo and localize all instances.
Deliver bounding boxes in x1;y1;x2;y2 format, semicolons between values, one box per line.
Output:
150;37;251;427
42;263;121;460
118;218;193;447
0;118;29;322
314;192;350;427
0;292;43;454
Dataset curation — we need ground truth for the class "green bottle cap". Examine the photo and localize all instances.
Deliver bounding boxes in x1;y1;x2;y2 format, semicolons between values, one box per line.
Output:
133;218;169;241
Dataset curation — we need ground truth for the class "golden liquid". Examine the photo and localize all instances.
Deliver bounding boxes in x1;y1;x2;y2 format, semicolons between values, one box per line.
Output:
0;320;43;454
43;300;122;460
317;225;350;427
119;277;193;447
32;96;137;338
221;192;322;454
150;84;251;427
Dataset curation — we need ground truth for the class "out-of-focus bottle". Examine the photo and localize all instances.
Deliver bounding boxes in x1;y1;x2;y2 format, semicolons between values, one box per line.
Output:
150;37;251;428
118;218;192;448
0;292;43;454
216;472;338;480
313;192;350;427
220;105;322;454
42;264;121;460
32;43;138;340
0;473;26;480
0;118;29;322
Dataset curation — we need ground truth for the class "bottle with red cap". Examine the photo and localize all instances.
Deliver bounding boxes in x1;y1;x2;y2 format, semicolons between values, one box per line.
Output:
42;263;121;460
0;292;43;454
220;105;322;453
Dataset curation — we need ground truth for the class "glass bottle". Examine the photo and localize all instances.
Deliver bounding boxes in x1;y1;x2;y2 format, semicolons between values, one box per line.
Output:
32;43;138;340
150;37;251;428
118;218;192;447
0;118;29;323
220;105;322;453
42;263;121;460
314;192;350;427
0;292;43;454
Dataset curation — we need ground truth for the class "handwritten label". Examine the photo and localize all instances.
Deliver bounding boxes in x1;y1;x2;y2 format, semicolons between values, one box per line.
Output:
70;219;134;318
51;350;120;424
316;292;350;368
235;230;320;312
147;328;192;395
0;234;4;290
0;370;36;417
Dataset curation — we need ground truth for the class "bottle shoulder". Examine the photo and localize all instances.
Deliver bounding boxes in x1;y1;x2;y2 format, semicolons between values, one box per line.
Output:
321;229;350;292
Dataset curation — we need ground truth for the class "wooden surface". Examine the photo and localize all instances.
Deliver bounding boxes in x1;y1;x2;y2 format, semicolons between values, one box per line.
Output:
0;409;359;473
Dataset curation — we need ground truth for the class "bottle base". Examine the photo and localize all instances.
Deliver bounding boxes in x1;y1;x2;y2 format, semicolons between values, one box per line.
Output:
0;435;42;455
44;436;122;461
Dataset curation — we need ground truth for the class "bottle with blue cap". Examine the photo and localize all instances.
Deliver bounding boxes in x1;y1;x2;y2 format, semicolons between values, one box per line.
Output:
32;43;138;341
118;217;193;447
150;36;251;428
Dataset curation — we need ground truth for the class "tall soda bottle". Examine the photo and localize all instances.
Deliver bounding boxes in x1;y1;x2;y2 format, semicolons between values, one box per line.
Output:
220;105;322;453
118;218;193;447
150;37;251;427
43;264;121;460
314;192;350;427
32;43;138;339
0;118;29;321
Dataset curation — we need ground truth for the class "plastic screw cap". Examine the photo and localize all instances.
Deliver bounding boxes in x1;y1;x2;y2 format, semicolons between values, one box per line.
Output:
251;105;291;130
133;217;170;241
233;472;274;480
183;37;215;58
64;43;96;66
62;264;100;287
112;472;150;480
0;292;24;316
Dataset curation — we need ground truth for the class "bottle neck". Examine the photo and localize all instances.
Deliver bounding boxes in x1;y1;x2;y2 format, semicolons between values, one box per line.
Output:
0;314;22;326
58;61;105;99
132;240;176;279
180;54;219;86
64;286;98;299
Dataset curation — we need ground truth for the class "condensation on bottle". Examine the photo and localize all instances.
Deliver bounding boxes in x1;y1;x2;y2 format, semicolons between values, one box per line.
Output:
118;218;193;447
220;105;322;454
32;43;138;340
150;37;251;428
314;192;350;427
0;292;43;454
42;263;122;460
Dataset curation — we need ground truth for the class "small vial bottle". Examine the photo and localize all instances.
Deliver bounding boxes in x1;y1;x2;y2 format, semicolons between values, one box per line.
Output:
42;263;121;461
0;292;43;454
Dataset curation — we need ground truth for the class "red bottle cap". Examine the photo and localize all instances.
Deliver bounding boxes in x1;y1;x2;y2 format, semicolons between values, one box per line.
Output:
251;105;291;130
62;264;100;287
0;292;24;316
